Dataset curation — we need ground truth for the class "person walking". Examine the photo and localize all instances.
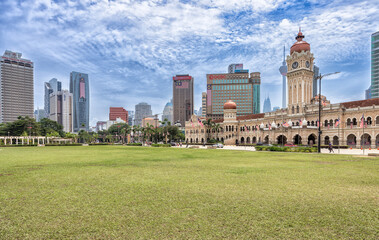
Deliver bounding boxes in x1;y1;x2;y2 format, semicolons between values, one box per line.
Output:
328;142;334;153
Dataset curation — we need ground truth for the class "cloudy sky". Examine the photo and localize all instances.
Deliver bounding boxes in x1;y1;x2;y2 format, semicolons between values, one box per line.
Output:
1;0;378;125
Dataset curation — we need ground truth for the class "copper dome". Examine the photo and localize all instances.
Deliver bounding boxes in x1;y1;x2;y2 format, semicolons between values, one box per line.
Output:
290;31;310;54
224;100;237;109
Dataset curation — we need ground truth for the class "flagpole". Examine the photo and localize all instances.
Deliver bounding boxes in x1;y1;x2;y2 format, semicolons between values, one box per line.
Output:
362;116;365;156
338;116;340;154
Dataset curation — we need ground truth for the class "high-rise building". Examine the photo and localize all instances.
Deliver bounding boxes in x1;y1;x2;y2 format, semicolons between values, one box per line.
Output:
34;109;45;122
49;90;73;132
134;102;152;126
279;46;287;108
109;107;128;122
313;65;320;97
70;71;89;132
201;92;207;117
0;50;34;123
127;110;134;126
206;68;260;120
272;106;280;111
371;31;379;98
173;75;194;126
162;100;173;124
365;85;372;99
263;95;272;113
44;78;62;118
228;64;245;73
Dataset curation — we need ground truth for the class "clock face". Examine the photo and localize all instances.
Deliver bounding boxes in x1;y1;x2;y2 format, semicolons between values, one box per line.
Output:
306;61;310;68
292;62;298;69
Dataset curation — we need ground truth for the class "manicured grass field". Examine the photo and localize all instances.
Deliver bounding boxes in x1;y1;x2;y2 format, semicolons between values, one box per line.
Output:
0;146;378;239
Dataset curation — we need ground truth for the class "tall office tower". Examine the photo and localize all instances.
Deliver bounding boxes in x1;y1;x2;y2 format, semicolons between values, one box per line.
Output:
279;46;287;108
0;50;34;123
162;99;173;123
70;71;89;132
251;72;261;114
371;31;379;98
365;85;372;99
34;109;45;122
109;107;128;122
201;92;207;117
127;110;134;126
134;102;152;126
206;68;260;120
44;78;62;118
173;75;194;126
312;65;319;97
49;90;73;132
228;64;244;73
263;95;272;113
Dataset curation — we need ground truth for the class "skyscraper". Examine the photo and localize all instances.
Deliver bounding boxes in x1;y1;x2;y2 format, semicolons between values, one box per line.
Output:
173;75;194;126
371;31;379;98
365;85;372;99
127;110;134;126
49;90;73;132
109;107;128;122
134;102;152;126
263;95;272;113
70;71;89;132
206;68;260;120
34;109;45;122
162;99;173;124
44;78;62;118
0;50;34;123
279;46;287;108
201;92;207;117
313;65;320;97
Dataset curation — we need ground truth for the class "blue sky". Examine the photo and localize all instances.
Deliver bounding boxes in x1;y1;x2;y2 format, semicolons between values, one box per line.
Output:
1;0;378;125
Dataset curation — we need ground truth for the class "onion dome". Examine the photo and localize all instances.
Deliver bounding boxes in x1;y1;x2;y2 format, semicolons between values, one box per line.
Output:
290;29;310;54
224;100;237;109
260;123;265;129
271;121;277;128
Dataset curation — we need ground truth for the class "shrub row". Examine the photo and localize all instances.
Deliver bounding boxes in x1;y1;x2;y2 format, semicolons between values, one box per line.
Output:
151;144;171;147
0;144;38;147
89;143;109;145
255;146;317;152
45;143;82;146
126;143;143;146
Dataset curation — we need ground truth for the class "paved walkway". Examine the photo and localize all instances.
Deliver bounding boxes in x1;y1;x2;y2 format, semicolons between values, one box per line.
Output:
178;145;379;155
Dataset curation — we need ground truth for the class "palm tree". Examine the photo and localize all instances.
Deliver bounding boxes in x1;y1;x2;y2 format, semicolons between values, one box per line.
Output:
120;125;130;144
203;118;214;142
213;123;221;141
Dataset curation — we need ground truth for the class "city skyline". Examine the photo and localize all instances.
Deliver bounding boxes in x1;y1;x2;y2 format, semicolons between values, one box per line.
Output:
1;0;379;126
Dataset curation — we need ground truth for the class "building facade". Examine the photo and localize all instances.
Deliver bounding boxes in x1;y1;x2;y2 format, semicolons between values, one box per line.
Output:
44;78;62;118
0;50;34;123
134;102;152;126
162;100;173;124
372;31;379;98
201;92;207;117
206;70;261;120
142;117;159;128
173;75;194;126
366;86;372;99
127;110;134;126
109;107;128;122
49;90;73;132
70;71;89;132
34;109;45;122
185;30;379;148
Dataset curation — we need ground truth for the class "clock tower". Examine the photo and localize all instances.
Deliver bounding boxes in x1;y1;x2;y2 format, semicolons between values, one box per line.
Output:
286;30;314;115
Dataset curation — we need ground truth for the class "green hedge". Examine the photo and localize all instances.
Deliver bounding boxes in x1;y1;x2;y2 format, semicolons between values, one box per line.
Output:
127;143;142;146
89;143;109;146
0;144;38;147
151;144;171;147
45;143;82;146
255;146;317;152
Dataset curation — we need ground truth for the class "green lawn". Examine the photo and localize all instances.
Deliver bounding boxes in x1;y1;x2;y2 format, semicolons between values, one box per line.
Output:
0;146;378;239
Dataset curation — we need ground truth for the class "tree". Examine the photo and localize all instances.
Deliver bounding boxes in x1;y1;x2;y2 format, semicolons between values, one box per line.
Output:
202;118;214;142
108;123;129;143
213;123;221;141
1;116;40;136
39;118;64;137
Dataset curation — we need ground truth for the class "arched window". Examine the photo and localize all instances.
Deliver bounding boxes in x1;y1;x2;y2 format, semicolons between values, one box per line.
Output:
353;118;357;126
292;106;295;114
376;116;379;125
324;120;328;127
296;106;299;113
367;117;372;125
347;118;351;126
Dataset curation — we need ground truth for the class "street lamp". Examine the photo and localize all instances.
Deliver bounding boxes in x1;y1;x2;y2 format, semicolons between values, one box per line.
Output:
315;72;340;153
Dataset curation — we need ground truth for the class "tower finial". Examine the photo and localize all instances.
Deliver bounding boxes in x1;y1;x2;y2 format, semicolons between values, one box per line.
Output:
299;26;301;33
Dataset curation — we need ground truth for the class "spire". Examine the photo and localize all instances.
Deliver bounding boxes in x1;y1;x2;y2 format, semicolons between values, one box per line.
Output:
283;45;285;61
296;27;304;41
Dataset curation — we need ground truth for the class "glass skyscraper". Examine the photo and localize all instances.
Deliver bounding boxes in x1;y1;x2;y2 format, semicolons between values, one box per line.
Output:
44;78;62;118
371;31;379;98
70;71;89;132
